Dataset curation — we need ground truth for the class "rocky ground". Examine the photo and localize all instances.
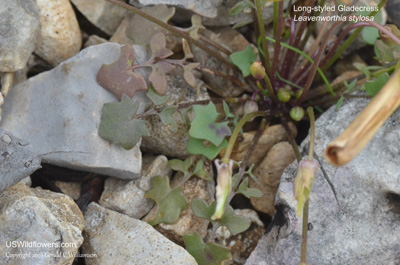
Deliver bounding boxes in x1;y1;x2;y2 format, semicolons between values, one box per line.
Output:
1;0;400;265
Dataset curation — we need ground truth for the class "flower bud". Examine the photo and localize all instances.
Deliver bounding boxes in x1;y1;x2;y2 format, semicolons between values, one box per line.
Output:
290;106;305;121
250;62;266;80
294;158;319;216
380;25;400;47
277;88;291;102
212;159;233;220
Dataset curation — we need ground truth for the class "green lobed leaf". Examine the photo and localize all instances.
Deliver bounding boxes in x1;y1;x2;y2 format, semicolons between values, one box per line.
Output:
183;233;231;265
237;178;263;198
146;85;169;106
191;199;251;236
187;137;228;160
229;45;258;77
365;73;389;96
218;204;251;236
158;106;177;132
168;157;194;175
361;27;379;45
191;198;216;221
145;176;188;226
193;159;213;181
189;102;231;146
98;94;149;150
97;45;147;100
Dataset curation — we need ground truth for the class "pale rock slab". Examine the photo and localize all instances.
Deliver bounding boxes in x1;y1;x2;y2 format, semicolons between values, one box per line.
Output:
246;98;400;265
130;0;222;18
249;141;296;216
0;128;41;193
0;183;84;265
71;0;128;35
82;202;197;265
1;43;147;180
0;0;40;71
34;0;82;66
99;155;171;219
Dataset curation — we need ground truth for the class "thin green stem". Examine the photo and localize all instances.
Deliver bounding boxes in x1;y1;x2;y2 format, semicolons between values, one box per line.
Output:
322;0;387;71
222;111;266;164
280;116;301;162
300;200;309;264
255;0;271;73
307;107;315;160
264;36;334;97
300;107;315;264
106;0;238;71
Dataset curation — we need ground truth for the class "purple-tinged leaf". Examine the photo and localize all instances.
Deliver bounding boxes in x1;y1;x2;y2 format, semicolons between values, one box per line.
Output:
183;63;200;87
97;45;147;100
150;32;173;59
149;61;175;95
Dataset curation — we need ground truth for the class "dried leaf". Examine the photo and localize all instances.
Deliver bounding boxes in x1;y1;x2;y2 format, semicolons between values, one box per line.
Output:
183;63;200;87
97;46;147;100
150;32;173;59
125;5;175;45
98;94;149;149
188;15;205;40
149;61;175;95
182;39;194;59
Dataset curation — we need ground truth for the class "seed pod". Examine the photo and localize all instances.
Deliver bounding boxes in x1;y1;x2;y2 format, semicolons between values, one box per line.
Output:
277;88;291;102
290;106;305;121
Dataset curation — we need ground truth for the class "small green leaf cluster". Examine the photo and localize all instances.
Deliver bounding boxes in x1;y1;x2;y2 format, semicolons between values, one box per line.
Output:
187;102;232;160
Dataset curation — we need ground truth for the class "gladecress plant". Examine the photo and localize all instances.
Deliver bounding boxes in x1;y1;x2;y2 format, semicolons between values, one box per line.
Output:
96;0;400;264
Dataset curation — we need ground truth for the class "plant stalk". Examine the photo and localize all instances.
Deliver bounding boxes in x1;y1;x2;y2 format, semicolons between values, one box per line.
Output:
106;0;238;71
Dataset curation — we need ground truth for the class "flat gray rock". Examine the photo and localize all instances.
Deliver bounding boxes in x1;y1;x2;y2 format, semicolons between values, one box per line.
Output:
0;0;40;71
0;128;41;193
1;43;147;180
246;98;400;265
82;202;197;265
131;0;222;18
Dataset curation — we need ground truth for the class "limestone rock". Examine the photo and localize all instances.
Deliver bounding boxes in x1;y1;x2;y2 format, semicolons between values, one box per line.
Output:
34;0;82;66
71;0;127;35
0;183;84;265
0;0;40;71
221;123;297;167
99;155;171;219
82;202;197;265
249;141;296;216
131;0;222;18
0;128;41;193
246;98;400;265
55;181;81;200
1;43;147;180
141;68;210;158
